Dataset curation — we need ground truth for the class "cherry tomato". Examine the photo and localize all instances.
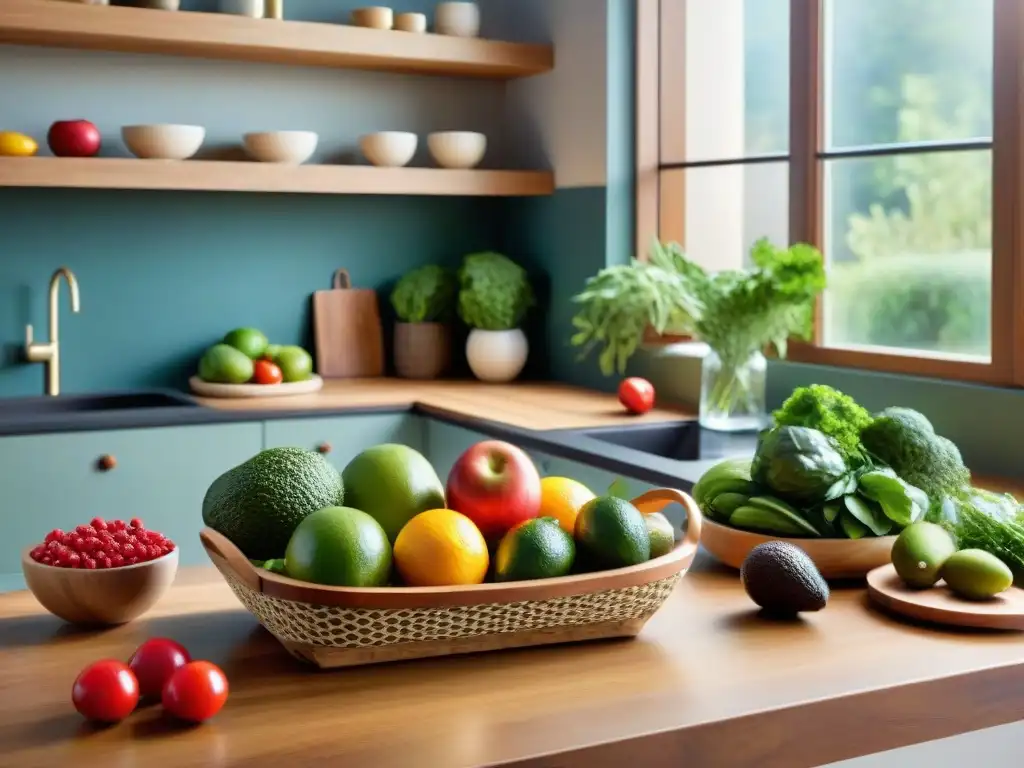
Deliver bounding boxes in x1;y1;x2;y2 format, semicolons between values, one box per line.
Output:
252;359;283;386
72;659;140;723
162;661;229;723
618;377;656;415
129;638;191;699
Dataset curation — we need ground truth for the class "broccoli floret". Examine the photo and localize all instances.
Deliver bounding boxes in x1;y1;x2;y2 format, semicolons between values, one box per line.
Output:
860;407;970;501
772;384;872;463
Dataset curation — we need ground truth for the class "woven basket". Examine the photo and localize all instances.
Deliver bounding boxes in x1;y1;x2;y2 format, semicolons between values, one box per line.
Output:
200;487;702;668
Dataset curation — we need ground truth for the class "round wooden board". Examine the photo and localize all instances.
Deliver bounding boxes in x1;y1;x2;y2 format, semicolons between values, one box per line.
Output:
188;374;324;399
866;563;1024;630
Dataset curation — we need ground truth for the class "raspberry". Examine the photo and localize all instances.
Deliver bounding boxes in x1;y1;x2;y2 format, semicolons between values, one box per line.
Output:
90;517;106;531
82;557;97;569
45;529;63;544
67;553;81;568
41;556;52;565
75;524;93;537
111;554;124;567
122;544;136;558
130;518;144;530
147;545;161;559
95;550;107;560
113;530;130;544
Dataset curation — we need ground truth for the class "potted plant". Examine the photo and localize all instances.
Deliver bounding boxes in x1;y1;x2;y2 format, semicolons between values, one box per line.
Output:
570;238;826;431
390;264;458;380
457;251;535;383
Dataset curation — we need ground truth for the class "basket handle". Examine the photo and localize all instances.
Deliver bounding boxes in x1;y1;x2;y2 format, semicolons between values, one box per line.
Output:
199;527;262;592
631;488;703;555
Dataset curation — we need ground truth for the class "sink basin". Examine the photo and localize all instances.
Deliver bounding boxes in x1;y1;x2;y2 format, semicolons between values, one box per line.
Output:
0;391;198;418
570;421;702;461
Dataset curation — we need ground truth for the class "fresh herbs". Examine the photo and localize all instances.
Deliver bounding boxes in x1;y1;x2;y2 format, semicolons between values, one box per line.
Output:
457;252;535;331
773;385;873;464
390;265;457;324
569;237;826;376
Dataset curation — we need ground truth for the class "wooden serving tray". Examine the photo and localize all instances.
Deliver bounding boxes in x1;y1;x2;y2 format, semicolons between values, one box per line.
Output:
200;488;702;668
188;374;323;398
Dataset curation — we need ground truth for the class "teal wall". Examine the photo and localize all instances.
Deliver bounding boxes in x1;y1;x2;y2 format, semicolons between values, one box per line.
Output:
0;0;516;397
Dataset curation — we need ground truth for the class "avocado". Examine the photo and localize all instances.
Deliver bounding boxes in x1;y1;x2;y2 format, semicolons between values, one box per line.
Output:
890;522;957;589
202;447;345;560
941;549;1013;600
740;541;829;616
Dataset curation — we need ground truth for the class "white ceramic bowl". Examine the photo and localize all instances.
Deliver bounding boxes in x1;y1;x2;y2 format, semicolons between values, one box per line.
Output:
360;131;418;167
434;1;480;37
22;547;179;626
427;131;486;169
121;124;205;160
243;130;318;164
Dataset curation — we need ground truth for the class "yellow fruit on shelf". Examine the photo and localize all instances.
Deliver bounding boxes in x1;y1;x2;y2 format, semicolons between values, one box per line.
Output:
538;476;596;535
393;508;489;587
0;131;38;157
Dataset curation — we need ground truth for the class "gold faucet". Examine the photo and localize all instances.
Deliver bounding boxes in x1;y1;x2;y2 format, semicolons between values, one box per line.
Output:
25;267;81;397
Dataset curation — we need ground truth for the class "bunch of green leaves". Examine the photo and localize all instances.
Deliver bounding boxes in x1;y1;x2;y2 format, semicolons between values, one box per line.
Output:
570;237;826;375
457;252;535;331
943;491;1024;581
772;385;873;464
390;265;457;323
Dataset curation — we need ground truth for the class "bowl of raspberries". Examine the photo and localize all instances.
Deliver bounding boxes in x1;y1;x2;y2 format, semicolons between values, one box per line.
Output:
22;517;178;626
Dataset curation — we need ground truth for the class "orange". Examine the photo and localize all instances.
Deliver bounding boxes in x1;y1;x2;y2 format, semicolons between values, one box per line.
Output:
393;509;489;587
538;477;596;535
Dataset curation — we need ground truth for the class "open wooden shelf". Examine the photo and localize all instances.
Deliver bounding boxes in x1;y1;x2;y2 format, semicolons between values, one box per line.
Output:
0;0;553;79
0;157;555;197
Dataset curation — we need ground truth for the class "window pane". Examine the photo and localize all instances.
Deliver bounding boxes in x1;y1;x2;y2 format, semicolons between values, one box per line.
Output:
824;0;993;149
660;162;789;271
676;0;788;162
823;151;992;360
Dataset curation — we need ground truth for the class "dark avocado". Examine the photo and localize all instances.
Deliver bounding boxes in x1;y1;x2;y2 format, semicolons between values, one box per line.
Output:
740;541;829;616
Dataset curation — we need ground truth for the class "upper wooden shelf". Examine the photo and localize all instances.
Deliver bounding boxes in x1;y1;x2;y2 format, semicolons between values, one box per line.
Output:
0;0;554;79
0;157;555;197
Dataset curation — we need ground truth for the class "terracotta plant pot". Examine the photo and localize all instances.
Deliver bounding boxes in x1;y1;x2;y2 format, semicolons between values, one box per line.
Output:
394;322;451;380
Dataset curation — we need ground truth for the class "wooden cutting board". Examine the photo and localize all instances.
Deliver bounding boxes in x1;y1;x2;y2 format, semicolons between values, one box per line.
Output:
867;563;1024;630
312;269;384;378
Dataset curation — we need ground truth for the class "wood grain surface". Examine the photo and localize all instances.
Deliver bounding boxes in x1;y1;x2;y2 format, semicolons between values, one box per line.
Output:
3;560;1024;768
192;379;695;430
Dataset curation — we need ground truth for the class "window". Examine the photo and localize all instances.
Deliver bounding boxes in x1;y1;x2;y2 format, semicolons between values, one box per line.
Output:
637;0;1024;385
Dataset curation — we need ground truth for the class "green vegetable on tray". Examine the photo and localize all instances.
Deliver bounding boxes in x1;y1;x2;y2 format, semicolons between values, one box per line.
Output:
773;385;872;465
750;426;854;507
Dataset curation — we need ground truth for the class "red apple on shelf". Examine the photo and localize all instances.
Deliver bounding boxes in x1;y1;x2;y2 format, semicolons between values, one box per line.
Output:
619;377;655;414
47;119;101;158
446;440;541;540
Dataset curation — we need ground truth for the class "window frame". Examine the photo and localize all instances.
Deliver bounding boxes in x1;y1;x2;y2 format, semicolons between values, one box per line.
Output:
636;0;1024;385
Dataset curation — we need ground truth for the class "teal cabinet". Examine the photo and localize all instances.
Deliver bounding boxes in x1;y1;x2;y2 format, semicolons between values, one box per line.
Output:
0;423;262;585
263;413;424;473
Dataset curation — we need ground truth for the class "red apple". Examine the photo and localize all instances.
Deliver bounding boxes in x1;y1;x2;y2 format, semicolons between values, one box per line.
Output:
447;440;541;540
47;119;101;158
618;377;655;414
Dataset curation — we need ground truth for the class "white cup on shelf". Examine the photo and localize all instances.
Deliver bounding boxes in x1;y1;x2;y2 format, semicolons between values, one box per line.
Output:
434;2;480;37
220;0;264;18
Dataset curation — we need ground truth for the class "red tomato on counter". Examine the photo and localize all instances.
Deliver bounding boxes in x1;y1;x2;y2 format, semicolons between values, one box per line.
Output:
72;659;140;723
162;661;229;723
129;638;191;700
253;359;283;385
618;377;656;415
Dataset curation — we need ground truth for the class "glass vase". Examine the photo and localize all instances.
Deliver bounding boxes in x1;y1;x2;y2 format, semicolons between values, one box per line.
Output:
699;349;769;432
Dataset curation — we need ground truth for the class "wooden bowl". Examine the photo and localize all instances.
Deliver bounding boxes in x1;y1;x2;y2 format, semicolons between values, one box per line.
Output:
21;548;178;626
200;488;702;668
351;6;393;29
700;518;895;580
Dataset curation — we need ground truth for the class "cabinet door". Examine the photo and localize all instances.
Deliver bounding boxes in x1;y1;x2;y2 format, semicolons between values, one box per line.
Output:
263;413;424;473
0;423;262;586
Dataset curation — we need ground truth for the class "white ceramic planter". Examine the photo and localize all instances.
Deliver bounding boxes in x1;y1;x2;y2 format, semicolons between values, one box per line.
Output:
466;328;528;383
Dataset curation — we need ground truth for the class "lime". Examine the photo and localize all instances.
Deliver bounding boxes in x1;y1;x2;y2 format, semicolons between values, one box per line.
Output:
264;343;282;362
645;512;676;558
495;517;575;582
198;343;254;384
223;327;269;360
276;346;314;382
284;506;391;587
342;444;446;542
575;496;650;569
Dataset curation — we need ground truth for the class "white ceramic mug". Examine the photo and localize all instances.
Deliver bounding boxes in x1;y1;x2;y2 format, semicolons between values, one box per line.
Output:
434;1;480;37
220;0;264;18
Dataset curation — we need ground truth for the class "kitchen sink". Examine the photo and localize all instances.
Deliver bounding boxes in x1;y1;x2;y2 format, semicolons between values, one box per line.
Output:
569;421;702;461
0;391;198;418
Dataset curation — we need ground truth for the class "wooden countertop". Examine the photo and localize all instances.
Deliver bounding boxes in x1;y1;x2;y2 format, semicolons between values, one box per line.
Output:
3;560;1023;768
193;379;694;431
